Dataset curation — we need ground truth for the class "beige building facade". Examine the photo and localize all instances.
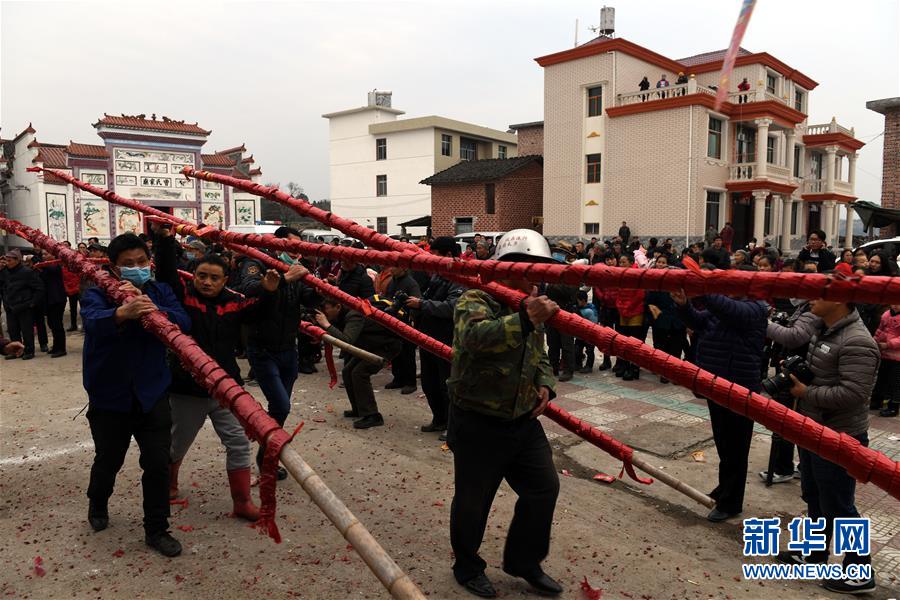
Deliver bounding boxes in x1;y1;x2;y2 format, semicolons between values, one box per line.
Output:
536;38;864;250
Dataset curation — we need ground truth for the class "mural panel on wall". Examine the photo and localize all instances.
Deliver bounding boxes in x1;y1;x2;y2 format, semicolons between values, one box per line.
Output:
80;197;110;239
45;193;68;241
174;207;196;223
235;200;255;225
82;173;107;186
116;206;142;234
201;202;224;229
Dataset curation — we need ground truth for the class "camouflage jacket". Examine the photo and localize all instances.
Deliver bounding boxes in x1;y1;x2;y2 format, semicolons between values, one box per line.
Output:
448;289;556;419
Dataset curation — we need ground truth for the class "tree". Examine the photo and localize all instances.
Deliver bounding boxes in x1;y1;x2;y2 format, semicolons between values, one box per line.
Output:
260;181;308;224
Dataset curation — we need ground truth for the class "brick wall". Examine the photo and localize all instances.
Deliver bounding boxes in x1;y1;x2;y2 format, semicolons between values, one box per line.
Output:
430;162;544;236
881;108;899;237
516;125;544;156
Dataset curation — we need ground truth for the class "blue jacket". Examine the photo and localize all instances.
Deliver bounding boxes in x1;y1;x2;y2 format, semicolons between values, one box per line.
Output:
81;281;190;413
577;303;599;324
677;295;768;391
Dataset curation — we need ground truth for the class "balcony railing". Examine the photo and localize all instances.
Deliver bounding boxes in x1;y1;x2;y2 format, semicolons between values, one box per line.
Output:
728;89;789;106
767;163;791;180
806;119;855;137
803;179;854;194
729;163;754;180
616;82;720;106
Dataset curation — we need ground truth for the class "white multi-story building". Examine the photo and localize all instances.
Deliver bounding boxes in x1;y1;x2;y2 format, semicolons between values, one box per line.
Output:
323;92;517;236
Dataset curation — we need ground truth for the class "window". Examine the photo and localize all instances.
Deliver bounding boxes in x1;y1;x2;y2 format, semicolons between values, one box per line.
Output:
794;89;804;112
586;153;602;183
584;222;599;235
460;137;477;161
811;153;823;179
376;217;387;234
707;117;723;159
498;145;507;159
766;136;776;164
766;73;777;94
736;125;755;163
441;134;452;157
375;138;386;160
454;217;474;235
587;86;603;117
790;200;799;235
793;146;801;178
705;191;721;230
485;183;495;214
376;175;387;197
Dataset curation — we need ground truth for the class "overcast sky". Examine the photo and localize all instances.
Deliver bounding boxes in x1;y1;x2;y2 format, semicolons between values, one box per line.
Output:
2;0;897;207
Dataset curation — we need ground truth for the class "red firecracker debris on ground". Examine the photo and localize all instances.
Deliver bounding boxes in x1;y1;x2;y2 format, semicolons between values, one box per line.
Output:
32;557;45;577
581;576;602;599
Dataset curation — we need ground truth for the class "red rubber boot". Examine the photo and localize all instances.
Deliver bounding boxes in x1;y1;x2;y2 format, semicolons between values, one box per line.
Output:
227;467;260;521
168;460;182;500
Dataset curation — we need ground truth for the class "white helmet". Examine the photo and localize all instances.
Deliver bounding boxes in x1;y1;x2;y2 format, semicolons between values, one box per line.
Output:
492;229;557;263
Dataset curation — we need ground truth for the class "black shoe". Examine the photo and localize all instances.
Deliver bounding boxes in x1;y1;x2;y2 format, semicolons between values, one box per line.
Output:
879;406;898;417
40;345;49;353
400;385;417;395
276;466;288;481
660;377;669;384
421;422;447;432
298;363;315;375
598;360;612;371
822;575;876;595
343;409;359;418
50;351;67;358
145;530;182;557
623;369;636;381
707;507;741;522
66;326;78;332
578;367;592;374
384;381;402;390
353;414;384;429
558;372;573;382
438;432;447;442
87;501;108;532
503;568;563;597
21;353;35;361
4;354;19;360
460;574;497;598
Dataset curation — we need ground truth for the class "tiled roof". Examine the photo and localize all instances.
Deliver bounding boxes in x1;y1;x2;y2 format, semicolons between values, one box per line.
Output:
201;153;236;167
249;167;262;177
12;123;36;143
44;172;69;185
66;142;109;158
32;144;68;168
677;47;752;67
216;144;246;155
93;114;210;135
421;155;542;185
241;155;255;164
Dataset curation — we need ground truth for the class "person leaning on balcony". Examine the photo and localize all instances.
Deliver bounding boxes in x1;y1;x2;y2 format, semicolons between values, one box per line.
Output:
737;77;751;103
675;71;688;95
656;74;670;98
638;76;650;101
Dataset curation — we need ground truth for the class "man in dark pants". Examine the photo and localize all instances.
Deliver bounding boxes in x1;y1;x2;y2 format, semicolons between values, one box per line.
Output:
447;229;563;598
315;297;402;429
778;295;880;594
385;265;421;394
673;286;768;522
81;233;190;557
33;249;68;357
0;249;43;360
405;236;465;436
234;226;318;479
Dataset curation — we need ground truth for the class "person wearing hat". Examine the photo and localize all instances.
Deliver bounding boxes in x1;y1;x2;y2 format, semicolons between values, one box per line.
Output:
0;249;44;360
180;239;207;272
446;229;563;598
675;71;688;95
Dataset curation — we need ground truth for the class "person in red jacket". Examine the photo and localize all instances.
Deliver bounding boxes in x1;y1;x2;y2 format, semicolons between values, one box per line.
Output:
614;255;646;381
60;241;82;331
872;304;900;417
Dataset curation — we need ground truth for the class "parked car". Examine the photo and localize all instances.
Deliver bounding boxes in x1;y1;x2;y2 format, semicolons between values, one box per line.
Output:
454;231;506;255
300;228;342;244
855;236;900;270
228;224;281;236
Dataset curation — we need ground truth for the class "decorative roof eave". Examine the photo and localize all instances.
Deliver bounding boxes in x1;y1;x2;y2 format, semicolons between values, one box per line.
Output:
12;123;36;144
725;180;799;195
66;141;110;158
802;132;865;153
606;94;807;128
801;192;858;204
92;113;211;136
216;144;246;155
688;52;819;90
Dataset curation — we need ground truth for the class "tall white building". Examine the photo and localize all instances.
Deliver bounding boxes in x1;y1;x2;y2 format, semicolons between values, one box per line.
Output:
323;92;517;236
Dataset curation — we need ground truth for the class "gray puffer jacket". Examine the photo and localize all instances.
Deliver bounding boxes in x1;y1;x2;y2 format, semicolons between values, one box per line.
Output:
800;310;880;436
767;302;823;351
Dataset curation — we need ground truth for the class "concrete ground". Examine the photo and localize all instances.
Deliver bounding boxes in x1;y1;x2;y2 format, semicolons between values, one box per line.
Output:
1;327;898;599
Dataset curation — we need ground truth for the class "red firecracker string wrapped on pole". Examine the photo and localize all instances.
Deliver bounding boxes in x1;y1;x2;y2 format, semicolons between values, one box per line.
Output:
178;167;900;501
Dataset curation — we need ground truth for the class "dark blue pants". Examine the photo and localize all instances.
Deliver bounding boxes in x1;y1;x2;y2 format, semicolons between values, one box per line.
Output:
798;432;870;566
247;347;298;426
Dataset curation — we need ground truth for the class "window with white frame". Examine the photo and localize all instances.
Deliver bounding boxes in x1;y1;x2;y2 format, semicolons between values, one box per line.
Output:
705;190;722;230
587;86;603;117
376;174;387;196
498;145;507;159
794;89;804;112
584;223;599;235
766;137;776;164
376;138;387;161
708;116;723;159
766;73;777;94
460;138;477;161
441;134;452;157
454;217;474;235
376;217;387;234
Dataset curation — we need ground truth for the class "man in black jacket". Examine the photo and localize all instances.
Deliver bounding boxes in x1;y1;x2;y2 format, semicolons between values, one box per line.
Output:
234;226;319;479
405;237;465;434
385;265;421;394
796;229;836;273
33;249;68;357
153;227;280;520
315;298;402;428
0;249;44;360
618;221;631;245
332;259;375;299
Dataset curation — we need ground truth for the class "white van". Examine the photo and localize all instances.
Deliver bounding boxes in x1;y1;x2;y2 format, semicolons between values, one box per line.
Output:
300;228;342;244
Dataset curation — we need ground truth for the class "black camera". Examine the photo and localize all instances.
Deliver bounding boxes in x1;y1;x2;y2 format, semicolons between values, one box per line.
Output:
770;311;790;326
761;355;815;396
391;291;410;309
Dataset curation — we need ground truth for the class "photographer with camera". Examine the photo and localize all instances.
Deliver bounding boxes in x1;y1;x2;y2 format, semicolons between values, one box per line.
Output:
777;295;880;594
759;301;823;484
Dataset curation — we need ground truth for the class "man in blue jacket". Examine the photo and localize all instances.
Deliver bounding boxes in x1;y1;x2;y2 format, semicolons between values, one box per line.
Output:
673;284;768;522
80;233;190;557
